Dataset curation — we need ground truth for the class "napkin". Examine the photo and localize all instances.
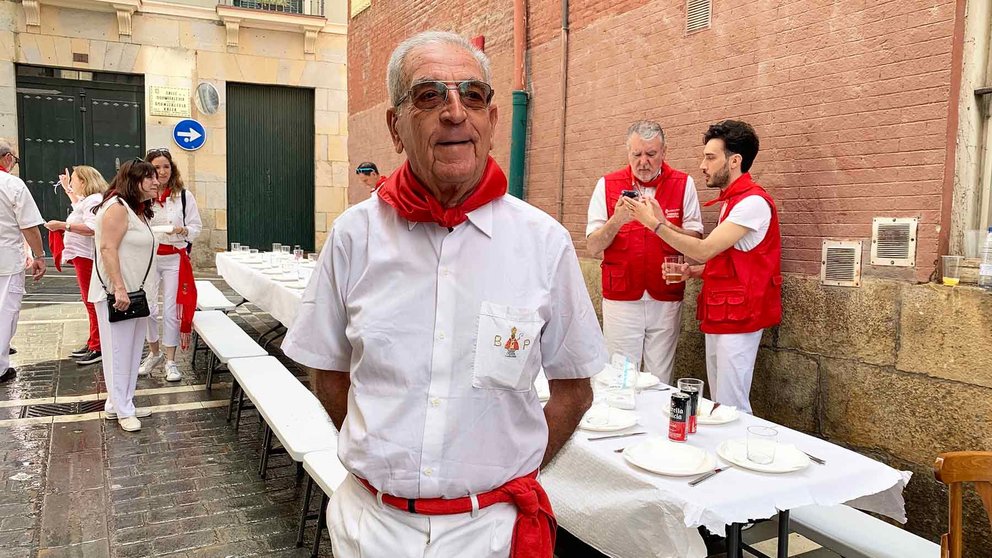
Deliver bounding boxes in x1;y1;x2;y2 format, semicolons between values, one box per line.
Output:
593;367;658;389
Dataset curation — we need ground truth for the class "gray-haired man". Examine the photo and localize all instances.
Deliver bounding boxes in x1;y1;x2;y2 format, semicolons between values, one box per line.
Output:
586;121;703;384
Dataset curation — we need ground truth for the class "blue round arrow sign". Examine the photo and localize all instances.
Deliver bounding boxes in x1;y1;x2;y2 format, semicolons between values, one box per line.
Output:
172;119;206;151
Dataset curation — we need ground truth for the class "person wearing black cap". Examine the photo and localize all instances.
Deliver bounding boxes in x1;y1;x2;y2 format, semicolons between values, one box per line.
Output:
355;162;386;195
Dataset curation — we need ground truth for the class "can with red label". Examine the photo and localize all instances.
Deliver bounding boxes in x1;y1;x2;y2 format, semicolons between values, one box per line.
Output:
668;392;690;442
681;386;700;434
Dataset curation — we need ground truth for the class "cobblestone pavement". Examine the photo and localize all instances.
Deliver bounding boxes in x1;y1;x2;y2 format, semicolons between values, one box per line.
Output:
0;268;332;557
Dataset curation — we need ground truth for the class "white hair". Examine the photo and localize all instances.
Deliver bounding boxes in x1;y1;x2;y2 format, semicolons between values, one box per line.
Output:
386;31;492;109
626;120;666;146
0;139;13;157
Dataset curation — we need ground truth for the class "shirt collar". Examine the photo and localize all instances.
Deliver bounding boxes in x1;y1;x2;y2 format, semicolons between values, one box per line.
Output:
405;200;494;237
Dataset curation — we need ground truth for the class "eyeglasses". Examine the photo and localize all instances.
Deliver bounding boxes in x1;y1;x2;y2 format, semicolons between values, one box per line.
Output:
396;80;494;111
4;154;19;167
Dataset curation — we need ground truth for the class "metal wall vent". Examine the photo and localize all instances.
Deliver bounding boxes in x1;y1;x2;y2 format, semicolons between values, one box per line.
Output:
870;217;918;267
686;0;712;34
821;240;863;287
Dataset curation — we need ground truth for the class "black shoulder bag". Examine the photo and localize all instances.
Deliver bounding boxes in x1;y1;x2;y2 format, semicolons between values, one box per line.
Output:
96;200;155;323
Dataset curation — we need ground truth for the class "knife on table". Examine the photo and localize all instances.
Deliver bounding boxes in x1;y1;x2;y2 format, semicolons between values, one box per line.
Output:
688;467;727;486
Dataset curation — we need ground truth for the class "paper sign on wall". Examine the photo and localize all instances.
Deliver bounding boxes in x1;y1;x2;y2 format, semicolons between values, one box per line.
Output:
150;86;192;118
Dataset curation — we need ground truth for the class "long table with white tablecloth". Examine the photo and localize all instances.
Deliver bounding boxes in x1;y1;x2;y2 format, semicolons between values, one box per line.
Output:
215;251;309;327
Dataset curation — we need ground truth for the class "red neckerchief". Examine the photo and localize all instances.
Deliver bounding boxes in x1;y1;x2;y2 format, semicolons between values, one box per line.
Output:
373;175;387;192
157;187;172;206
377;156;508;228
703;172;756;207
48;230;65;272
0;164;7;173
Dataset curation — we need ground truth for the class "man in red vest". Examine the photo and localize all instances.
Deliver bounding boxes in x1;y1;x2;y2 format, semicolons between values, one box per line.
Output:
586;121;703;384
625;120;781;413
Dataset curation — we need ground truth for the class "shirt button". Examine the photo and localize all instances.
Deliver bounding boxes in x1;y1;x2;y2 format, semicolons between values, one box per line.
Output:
440;267;450;277
436;331;445;341
424;467;433;477
430;398;441;408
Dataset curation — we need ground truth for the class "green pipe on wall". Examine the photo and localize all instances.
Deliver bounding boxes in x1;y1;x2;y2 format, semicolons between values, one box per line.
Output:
509;89;529;199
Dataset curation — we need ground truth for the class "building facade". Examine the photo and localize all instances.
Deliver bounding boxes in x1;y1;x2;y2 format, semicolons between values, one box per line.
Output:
348;0;992;550
0;0;349;268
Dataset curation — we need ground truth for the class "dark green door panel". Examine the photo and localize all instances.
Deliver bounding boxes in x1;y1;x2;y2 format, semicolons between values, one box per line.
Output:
226;83;315;251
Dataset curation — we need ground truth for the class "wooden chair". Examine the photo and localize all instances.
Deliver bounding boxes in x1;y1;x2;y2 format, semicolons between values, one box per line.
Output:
933;451;992;558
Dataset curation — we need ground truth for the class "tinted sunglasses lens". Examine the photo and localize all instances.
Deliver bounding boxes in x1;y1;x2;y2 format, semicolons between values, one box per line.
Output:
459;81;492;109
410;82;447;110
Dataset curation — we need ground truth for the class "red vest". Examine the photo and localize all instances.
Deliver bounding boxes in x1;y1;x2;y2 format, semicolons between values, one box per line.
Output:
602;164;689;302
697;173;783;334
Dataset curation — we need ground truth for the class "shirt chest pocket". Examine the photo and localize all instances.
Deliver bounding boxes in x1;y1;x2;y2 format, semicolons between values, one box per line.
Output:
472;301;545;391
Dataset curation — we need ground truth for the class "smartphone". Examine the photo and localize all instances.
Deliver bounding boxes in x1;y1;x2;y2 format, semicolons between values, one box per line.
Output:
621;190;639;199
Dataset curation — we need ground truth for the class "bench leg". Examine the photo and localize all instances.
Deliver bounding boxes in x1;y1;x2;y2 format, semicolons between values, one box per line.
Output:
296;474;314;547
206;353;216;390
227;379;239;423
311;493;329;558
235;388;247;432
190;332;200;369
296;461;304;482
259;424;273;479
726;523;743;558
777;510;789;558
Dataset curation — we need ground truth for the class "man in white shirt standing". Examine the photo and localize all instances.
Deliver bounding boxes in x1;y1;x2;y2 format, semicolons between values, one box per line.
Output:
625;120;782;413
586;121;703;384
0;140;47;382
283;31;605;558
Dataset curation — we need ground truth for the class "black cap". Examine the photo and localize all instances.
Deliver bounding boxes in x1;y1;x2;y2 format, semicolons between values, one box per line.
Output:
355;162;379;174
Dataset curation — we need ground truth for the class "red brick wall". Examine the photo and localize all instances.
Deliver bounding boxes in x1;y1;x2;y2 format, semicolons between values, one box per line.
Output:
348;0;957;280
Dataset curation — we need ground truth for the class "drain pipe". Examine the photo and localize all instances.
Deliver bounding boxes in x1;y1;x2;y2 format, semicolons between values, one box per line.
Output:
508;0;528;199
556;0;569;221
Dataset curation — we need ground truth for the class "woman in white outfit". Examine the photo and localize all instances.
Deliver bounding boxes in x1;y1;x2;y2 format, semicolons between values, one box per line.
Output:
89;160;159;432
138;149;201;382
44;166;108;365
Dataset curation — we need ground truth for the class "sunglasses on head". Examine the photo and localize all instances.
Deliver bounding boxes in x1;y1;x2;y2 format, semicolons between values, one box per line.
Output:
396;80;494;111
146;148;171;157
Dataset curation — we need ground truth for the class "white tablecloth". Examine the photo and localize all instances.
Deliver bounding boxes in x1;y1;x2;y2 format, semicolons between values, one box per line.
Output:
215;251;306;327
542;388;911;558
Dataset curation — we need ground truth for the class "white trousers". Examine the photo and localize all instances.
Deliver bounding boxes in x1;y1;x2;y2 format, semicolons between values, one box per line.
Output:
704;330;763;414
95;300;146;417
0;273;24;371
327;475;515;558
146;253;179;348
602;298;682;384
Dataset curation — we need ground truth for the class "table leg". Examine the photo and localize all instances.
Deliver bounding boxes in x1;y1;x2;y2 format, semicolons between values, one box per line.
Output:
726;523;742;558
778;510;790;558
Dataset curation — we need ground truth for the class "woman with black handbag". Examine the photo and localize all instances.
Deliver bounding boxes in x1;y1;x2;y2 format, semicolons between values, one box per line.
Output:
88;160;159;432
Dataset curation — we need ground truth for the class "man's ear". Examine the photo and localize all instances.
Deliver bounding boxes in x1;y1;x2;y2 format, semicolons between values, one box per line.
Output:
386;108;404;154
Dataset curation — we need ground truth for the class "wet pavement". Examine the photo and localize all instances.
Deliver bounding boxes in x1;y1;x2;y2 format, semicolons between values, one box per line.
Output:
0;268;331;557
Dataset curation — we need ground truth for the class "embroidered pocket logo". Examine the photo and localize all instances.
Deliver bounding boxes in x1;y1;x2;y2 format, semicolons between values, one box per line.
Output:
664;209;681;220
493;326;531;358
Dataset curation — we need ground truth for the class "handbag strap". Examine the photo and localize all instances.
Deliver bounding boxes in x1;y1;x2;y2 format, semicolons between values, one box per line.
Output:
94;198;155;294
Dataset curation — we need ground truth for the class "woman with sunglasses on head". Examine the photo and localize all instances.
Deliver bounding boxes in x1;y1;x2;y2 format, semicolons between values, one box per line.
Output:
138;148;201;382
89;160;159;432
44;166;109;365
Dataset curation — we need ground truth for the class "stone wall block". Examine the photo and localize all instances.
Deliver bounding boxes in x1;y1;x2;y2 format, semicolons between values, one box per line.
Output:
821;358;992;466
751;349;819;433
896;285;992;388
673;331;707;382
778;276;900;366
578;258;603;325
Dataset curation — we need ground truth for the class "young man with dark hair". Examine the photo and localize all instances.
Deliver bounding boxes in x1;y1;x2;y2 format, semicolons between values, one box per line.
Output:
625;120;781;413
355;161;386;195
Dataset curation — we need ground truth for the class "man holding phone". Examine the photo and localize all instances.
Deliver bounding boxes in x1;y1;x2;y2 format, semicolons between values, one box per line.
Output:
586;121;703;383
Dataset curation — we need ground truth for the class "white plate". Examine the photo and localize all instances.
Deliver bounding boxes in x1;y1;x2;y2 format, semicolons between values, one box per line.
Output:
151;225;173;234
593;368;660;390
273;274;298;282
286;282;308;290
262;268;283;275
661;395;740;425
579;406;638;432
716;439;810;474
623;438;717;476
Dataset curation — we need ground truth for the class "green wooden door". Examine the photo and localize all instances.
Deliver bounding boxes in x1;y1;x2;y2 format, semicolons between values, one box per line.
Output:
16;66;144;251
227;83;315;251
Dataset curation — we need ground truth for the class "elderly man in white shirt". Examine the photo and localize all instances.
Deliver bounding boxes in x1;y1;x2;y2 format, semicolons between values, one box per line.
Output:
283;31;606;558
0;140;46;382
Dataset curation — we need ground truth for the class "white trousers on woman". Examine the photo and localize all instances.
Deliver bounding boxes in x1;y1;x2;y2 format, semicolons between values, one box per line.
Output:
0;272;24;371
327;475;515;558
95;300;145;417
146;253;180;348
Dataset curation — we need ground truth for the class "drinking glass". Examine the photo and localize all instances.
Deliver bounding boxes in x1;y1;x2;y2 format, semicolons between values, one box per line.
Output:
272;243;282;254
746;426;778;465
239;245;249;254
281;261;295;275
281;245;291;256
664;255;685;284
293;248;303;261
249;248;259;257
230;242;240;253
942;255;963;287
677;378;704;424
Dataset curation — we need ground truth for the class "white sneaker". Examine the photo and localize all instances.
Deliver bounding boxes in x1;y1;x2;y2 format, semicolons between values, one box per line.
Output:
138;352;164;376
118;416;142;432
104;408;152;420
165;361;182;382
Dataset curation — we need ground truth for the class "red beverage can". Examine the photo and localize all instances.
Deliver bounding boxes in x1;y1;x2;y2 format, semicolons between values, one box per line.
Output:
681;386;699;434
668;392;690;442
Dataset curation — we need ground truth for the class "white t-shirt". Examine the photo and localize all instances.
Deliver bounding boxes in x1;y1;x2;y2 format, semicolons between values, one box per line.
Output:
721;195;771;252
282;194;607;499
62;193;103;262
0;172;44;276
585;175;705;237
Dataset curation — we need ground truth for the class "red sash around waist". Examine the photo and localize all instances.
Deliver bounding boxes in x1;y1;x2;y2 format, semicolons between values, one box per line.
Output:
155;244;197;335
356;471;556;558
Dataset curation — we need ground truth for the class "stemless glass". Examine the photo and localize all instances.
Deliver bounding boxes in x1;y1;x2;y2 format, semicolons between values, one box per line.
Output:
293;248;303;261
230;242;240;253
746;426;778;465
272;243;282;254
280;245;291;256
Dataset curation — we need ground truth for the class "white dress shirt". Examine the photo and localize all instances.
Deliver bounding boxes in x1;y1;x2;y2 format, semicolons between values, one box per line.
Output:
149;190;202;248
283;194;607;499
0;172;44;276
62;193;102;262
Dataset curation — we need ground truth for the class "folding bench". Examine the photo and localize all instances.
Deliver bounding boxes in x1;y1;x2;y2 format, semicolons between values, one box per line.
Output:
789;504;941;558
296;449;349;557
191;311;268;389
190;280;241;369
